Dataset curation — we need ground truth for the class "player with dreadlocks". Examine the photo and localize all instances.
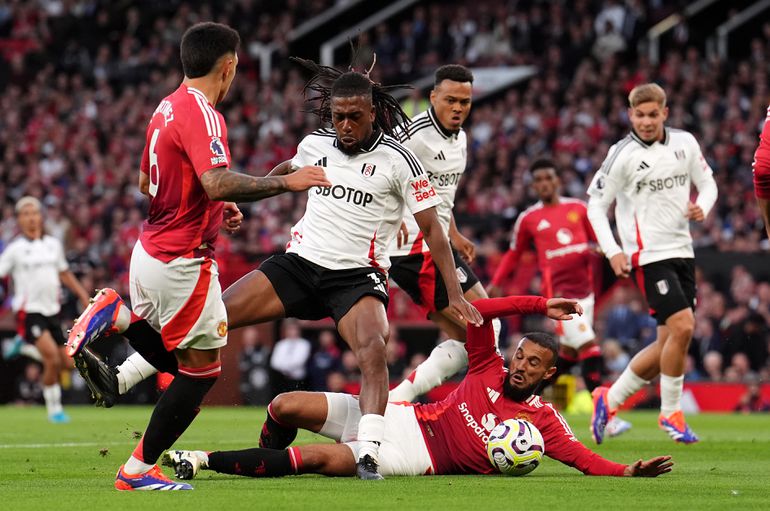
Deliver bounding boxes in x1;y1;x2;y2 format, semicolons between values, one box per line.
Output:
68;55;482;481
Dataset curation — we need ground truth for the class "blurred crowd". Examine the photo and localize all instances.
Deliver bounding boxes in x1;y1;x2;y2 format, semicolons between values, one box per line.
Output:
1;0;769;403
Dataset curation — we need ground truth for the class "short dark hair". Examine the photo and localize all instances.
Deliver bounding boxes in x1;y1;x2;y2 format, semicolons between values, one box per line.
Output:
331;72;373;99
434;64;474;87
530;158;557;175
180;22;240;78
521;332;559;367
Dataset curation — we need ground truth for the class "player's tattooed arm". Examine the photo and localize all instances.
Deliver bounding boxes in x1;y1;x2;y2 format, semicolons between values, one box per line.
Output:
201;166;331;202
266;160;295;177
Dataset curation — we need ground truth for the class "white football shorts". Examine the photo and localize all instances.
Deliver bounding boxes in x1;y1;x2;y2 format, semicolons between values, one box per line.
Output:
129;240;228;351
554;293;595;350
320;392;434;476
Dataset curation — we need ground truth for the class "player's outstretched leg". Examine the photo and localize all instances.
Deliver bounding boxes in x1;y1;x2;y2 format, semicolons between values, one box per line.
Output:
66;288;131;357
74;347;119;407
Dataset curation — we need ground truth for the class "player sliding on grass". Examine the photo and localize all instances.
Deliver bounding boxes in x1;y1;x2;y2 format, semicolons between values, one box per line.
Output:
163;296;671;479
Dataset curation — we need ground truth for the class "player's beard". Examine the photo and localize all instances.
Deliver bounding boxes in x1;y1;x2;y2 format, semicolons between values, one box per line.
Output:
337;138;361;155
503;373;538;402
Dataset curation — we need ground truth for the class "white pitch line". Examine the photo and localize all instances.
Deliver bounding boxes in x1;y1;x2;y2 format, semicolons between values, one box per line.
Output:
0;439;257;449
0;441;133;449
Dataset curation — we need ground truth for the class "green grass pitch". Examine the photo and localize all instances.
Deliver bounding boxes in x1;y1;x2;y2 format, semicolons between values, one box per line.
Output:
1;406;769;510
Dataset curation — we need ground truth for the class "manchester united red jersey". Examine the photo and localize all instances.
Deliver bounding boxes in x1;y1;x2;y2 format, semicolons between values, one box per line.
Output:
139;84;230;263
504;198;596;298
412;297;626;476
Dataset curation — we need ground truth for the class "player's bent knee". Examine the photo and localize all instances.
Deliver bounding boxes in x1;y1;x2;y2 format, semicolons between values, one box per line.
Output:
270;392;303;421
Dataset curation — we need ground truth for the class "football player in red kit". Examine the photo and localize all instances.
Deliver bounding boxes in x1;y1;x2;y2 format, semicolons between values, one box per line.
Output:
162;296;671;480
488;160;632;435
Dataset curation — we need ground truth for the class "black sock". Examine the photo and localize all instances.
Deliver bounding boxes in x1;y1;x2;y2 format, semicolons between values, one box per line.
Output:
259;412;298;449
124;320;178;375
208;448;293;478
134;372;216;464
580;355;604;392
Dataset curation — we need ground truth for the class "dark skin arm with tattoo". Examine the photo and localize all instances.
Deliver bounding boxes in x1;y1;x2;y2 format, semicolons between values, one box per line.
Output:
138;161;329;201
200;164;330;202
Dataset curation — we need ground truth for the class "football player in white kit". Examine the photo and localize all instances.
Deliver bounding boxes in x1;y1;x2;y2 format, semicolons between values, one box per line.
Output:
586;83;717;444
222;65;481;480
387;65;501;403
0;197;90;422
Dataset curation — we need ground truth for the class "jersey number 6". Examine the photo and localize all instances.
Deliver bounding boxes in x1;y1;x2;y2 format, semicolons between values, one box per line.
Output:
148;128;160;197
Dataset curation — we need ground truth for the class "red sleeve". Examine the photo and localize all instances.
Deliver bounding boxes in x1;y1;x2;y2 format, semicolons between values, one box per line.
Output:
753;106;770;199
539;404;627;476
466;296;547;374
490;249;520;287
181;103;230;178
492;212;533;287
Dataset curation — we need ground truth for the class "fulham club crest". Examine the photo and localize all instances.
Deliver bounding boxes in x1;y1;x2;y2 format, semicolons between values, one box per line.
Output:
361;163;376;177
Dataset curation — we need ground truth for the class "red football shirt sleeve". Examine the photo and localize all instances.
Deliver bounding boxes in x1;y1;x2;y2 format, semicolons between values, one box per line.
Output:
539;405;627;476
180;102;230;178
490;249;519;287
491;213;533;287
753;106;770;200
466;297;548;374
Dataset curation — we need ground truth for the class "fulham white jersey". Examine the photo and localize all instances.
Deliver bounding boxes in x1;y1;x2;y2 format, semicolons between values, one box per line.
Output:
586;128;718;267
288;128;442;270
389;108;467;256
0;235;68;316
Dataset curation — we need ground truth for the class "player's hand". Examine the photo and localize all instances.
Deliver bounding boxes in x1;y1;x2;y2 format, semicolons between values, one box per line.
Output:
486;284;503;298
396;221;409;249
447;294;484;326
222;202;243;234
545;298;583;320
285;165;332;191
624;456;673;477
609;253;631;279
685;201;705;222
451;232;476;263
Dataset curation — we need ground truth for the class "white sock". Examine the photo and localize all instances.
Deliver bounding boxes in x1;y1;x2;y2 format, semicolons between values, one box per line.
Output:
115;303;132;334
659;374;684;417
123;455;155;475
195;450;210;469
607;368;648;410
20;344;42;362
116;352;158;394
388;339;468;402
43;384;63;416
356;414;385;462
